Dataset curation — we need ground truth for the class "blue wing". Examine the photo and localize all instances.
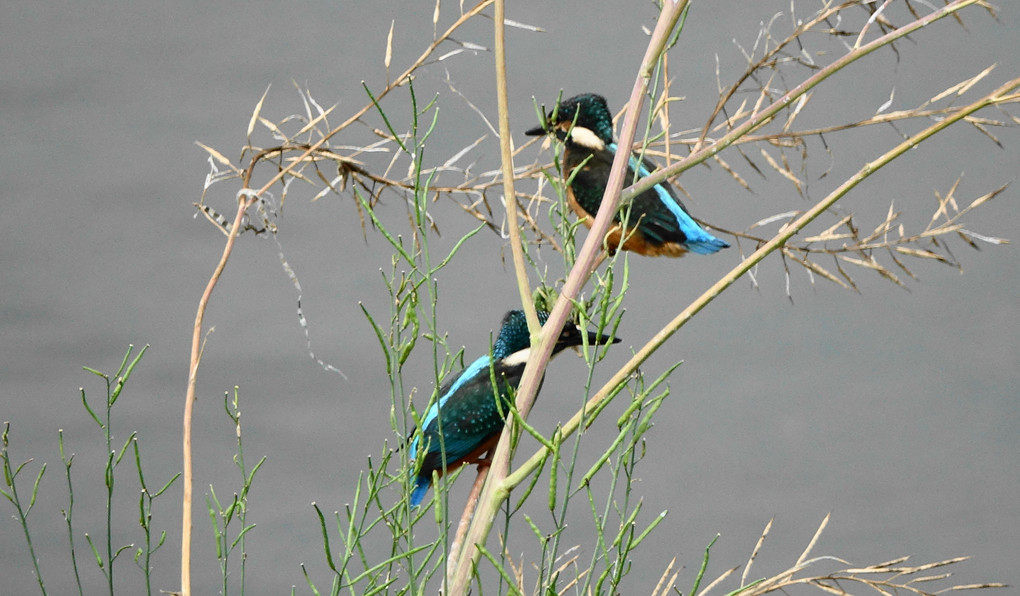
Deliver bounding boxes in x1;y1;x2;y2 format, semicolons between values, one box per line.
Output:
407;357;525;507
609;143;729;254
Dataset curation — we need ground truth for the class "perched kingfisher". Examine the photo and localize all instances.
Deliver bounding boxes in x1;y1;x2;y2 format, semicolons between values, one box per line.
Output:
526;93;729;257
408;309;618;508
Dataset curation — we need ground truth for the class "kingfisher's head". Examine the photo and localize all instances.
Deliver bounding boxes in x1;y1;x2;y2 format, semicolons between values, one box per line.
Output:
525;93;615;150
492;309;619;362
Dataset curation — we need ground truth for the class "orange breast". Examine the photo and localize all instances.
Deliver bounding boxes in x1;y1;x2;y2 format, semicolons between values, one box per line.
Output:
429;432;500;480
604;225;690;257
566;187;689;257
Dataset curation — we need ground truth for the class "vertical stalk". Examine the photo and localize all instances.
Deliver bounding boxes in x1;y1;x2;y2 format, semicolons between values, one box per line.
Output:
445;3;689;592
177;6;496;595
492;0;536;332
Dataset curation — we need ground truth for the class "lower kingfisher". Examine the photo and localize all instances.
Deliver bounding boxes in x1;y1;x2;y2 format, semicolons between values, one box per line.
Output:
408;309;618;508
526;93;729;257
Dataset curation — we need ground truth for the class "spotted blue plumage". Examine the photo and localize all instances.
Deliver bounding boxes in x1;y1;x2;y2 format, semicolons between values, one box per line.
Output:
407;310;618;507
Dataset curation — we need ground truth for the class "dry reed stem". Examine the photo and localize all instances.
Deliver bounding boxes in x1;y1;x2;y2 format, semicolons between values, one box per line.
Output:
185;2;1014;594
180;4;497;595
697;515;1008;596
445;3;691;592
502;76;1020;534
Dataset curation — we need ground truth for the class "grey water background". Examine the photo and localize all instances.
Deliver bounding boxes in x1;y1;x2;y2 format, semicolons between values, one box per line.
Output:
2;1;1017;594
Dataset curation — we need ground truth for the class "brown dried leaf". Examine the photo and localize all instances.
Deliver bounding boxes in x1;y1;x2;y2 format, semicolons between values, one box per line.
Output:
783;92;811;133
696;565;739;596
928;64;996;105
796;256;850;289
795;513;830;567
742;518;773;587
961;182;1010;215
712;154;751;191
385;20;394;72
842;254;905;287
651;557;679;596
970;120;1003;148
861;202;900;244
750;210;799;231
928;177;962;229
840;254;881;270
888;251;918;280
912;572;953;583
258;115;284;138
811;582;852;595
195;141;239;171
759;148;803;193
804;214;854;243
739;146;765;179
247;85;271;139
294;103;337;138
920;223;965;238
894;246;950;263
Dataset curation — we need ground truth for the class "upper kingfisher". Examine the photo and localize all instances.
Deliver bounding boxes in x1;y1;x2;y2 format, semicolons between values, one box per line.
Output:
408;309;618;508
525;93;729;257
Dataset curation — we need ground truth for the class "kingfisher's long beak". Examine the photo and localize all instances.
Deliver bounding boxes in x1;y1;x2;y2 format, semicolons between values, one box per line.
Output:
569;330;620;355
589;330;620;346
525;123;548;136
569;330;619;357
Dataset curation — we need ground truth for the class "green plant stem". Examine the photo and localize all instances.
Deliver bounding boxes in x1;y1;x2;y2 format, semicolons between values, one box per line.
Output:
104;377;115;596
447;9;1015;589
492;0;536;331
59;430;84;596
1;424;49;595
445;3;689;592
178;5;496;595
444;0;534;583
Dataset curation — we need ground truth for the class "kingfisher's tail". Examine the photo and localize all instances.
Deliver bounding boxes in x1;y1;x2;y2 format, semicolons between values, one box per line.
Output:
409;475;432;508
686;234;730;255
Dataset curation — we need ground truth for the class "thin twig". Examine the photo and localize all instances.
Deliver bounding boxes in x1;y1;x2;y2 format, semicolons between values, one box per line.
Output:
179;4;497;595
507;77;1020;491
629;0;987;200
445;3;690;591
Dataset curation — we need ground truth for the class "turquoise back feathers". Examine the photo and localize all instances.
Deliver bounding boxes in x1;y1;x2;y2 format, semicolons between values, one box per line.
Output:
408;310;618;507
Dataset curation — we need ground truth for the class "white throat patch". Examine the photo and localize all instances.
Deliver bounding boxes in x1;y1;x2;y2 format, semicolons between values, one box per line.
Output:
501;347;532;367
567;126;606;151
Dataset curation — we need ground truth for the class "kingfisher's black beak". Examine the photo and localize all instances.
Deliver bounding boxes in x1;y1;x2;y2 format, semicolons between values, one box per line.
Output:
525;123;549;136
565;330;619;357
588;330;620;346
554;322;621;355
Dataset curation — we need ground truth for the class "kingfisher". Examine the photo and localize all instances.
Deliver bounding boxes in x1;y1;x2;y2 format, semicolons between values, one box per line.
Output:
408;309;618;508
526;93;729;257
